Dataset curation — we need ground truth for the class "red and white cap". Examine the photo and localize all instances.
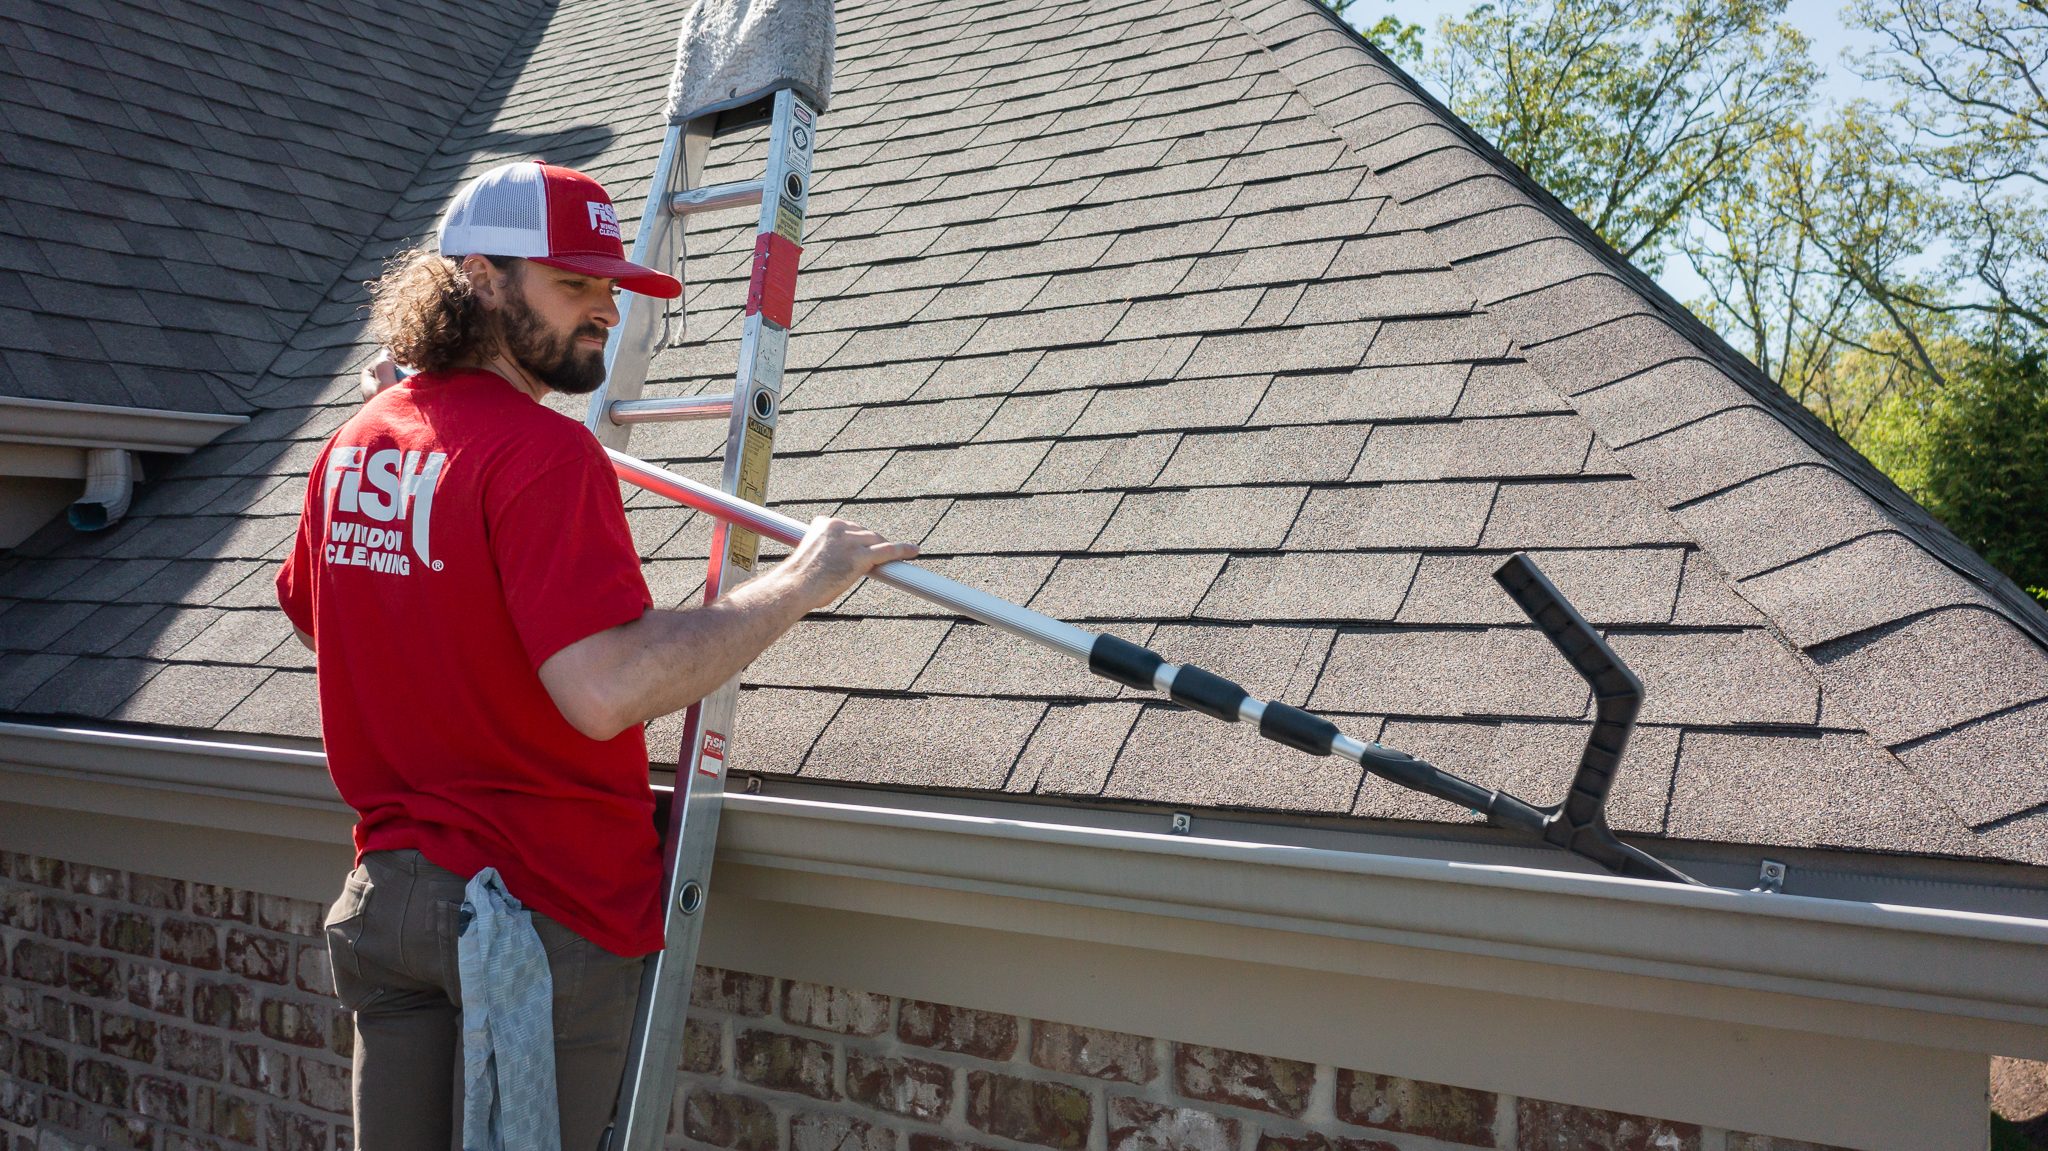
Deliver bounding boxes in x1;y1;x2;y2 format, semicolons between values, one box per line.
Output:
436;160;682;299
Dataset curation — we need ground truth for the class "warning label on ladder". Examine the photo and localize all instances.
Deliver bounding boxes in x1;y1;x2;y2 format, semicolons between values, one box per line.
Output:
725;418;774;571
775;196;805;244
699;730;727;776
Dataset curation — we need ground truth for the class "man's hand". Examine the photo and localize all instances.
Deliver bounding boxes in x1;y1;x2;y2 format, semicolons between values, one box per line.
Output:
359;351;402;402
777;516;920;612
537;517;917;741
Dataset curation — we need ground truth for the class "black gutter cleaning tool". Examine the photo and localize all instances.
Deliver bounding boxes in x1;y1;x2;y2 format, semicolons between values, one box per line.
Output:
1088;552;1699;887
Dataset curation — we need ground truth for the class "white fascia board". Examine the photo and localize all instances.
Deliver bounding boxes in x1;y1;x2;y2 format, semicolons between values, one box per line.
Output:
0;443;86;479
714;793;2048;1051
0;395;250;453
0;721;341;810
6;719;2047;1055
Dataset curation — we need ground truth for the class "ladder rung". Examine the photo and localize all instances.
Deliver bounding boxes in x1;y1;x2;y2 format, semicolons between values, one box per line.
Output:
608;394;735;425
670;180;763;216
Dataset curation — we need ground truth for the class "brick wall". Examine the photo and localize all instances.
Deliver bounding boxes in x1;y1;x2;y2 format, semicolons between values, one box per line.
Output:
2;850;1852;1151
672;971;1850;1151
0;853;346;1151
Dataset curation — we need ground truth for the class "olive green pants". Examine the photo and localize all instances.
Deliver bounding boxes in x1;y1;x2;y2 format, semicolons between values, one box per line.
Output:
323;849;645;1151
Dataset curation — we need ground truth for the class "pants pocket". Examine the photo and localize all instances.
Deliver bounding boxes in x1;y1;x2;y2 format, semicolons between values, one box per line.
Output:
324;868;375;1008
532;912;589;1017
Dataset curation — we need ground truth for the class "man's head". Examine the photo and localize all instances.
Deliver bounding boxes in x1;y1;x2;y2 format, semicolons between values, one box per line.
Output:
365;161;681;394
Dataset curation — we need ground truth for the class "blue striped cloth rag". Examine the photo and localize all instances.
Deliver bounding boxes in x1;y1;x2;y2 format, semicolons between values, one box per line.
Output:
459;867;561;1151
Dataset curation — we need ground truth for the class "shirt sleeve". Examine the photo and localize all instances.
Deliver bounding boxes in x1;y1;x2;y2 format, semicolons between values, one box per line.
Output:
490;444;654;669
275;461;321;638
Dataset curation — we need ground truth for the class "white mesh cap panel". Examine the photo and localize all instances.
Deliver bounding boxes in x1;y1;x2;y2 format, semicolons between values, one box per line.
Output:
437;161;551;258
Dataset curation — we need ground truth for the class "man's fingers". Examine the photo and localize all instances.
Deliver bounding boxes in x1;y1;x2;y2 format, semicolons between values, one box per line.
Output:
819;518;886;542
359;353;401;402
794;517;911;574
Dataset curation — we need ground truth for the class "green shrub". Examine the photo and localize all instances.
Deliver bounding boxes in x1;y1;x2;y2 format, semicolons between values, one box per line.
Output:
1920;349;2048;604
1856;345;2048;604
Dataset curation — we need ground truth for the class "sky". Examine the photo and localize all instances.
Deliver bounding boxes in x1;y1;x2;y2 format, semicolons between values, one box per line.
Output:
1340;0;1891;304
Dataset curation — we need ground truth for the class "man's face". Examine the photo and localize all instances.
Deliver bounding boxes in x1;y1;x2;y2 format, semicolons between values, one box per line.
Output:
497;263;620;395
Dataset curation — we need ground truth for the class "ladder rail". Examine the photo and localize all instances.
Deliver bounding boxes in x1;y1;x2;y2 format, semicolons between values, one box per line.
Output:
608;87;817;1151
583;124;693;452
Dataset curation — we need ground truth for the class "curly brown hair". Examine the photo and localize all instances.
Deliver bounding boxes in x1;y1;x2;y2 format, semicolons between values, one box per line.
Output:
366;248;518;373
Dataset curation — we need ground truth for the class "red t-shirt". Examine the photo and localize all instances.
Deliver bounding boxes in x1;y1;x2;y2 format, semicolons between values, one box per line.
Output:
277;369;664;956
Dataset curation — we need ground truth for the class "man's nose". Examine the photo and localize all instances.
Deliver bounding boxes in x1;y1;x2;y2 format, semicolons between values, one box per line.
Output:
594;293;620;328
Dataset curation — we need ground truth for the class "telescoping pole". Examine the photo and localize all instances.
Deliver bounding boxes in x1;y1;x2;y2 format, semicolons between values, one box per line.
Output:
608;449;1704;888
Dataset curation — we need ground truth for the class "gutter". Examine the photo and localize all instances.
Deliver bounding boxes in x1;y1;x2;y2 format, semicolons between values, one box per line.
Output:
0;396;250;453
0;721;342;811
0;397;251;532
5;719;2047;1046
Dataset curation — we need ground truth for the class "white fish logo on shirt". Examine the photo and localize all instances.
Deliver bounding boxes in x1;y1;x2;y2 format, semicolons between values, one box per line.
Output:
323;446;448;572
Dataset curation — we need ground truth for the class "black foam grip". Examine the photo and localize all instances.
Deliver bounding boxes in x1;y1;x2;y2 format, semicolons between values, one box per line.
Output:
1089;633;1163;691
1258;702;1337;755
1169;664;1248;722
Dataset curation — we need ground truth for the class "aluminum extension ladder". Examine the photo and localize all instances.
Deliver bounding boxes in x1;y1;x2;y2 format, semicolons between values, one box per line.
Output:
586;85;818;1151
586;80;1703;1151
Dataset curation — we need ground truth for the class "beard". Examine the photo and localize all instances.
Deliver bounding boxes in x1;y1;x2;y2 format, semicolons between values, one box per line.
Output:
497;282;609;395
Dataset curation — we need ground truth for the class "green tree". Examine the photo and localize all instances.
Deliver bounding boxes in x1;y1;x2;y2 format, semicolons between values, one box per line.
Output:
1363;14;1425;64
1684;103;1956;409
1429;0;1817;272
1847;0;2048;340
1682;121;1866;413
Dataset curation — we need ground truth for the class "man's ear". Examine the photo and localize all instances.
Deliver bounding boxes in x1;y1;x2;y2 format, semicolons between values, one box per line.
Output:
462;254;508;310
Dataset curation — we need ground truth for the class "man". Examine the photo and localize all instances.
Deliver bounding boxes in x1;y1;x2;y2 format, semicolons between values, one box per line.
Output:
276;160;914;1150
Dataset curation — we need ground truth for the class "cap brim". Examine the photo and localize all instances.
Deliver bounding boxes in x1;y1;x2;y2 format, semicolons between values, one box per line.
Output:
530;253;683;300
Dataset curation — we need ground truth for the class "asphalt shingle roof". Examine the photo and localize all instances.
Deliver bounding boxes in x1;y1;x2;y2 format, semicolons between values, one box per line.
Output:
2;0;2047;872
0;0;558;412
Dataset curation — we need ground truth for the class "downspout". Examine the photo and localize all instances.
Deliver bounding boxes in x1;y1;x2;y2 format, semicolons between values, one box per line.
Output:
68;448;136;531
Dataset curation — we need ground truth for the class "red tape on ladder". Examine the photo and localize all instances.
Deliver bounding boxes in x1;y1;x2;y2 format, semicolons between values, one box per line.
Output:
745;232;802;328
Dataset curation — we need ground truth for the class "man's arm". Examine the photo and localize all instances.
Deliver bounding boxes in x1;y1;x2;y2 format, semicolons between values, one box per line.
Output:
537;516;915;741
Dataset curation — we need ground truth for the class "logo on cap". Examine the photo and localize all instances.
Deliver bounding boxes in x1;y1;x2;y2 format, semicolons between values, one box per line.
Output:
435;160;681;298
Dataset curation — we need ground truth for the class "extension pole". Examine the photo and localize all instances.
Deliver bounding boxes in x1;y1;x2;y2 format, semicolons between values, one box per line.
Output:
608;448;1702;888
